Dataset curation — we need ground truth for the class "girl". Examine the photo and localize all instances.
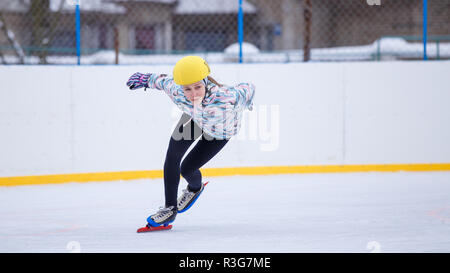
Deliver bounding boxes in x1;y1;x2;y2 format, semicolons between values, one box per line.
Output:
126;56;255;229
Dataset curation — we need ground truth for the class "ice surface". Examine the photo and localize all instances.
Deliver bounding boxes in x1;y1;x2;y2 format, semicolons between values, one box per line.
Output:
0;172;449;253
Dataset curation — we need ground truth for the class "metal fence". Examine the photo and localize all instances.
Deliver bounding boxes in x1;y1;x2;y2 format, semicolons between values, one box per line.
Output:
0;0;449;65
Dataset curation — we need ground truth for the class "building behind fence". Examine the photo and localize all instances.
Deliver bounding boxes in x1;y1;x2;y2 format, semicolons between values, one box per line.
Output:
0;0;449;64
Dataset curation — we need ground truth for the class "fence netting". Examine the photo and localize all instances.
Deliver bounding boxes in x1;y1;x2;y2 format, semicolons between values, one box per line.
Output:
0;0;449;64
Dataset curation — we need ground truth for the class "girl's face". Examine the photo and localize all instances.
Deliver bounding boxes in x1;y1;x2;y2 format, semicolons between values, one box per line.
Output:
183;81;206;105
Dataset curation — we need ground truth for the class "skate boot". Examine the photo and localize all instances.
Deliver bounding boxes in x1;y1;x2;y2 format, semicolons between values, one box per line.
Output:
177;182;208;213
146;206;177;227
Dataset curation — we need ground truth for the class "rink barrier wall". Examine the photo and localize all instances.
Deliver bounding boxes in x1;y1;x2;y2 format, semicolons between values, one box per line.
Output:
1;163;450;187
1;62;450;185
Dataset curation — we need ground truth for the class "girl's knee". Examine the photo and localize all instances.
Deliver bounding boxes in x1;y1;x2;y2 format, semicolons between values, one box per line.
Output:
180;162;197;178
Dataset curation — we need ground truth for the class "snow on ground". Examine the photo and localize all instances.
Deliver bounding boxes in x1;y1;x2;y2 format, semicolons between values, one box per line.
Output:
0;172;449;253
3;38;449;64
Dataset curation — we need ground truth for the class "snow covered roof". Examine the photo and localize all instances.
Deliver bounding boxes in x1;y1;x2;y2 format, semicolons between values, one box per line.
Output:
0;0;29;12
1;0;257;15
50;0;126;14
106;0;176;3
174;0;257;15
0;0;126;14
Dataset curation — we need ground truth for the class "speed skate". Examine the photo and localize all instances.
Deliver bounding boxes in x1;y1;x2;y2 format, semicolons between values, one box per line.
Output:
137;181;209;233
137;224;173;233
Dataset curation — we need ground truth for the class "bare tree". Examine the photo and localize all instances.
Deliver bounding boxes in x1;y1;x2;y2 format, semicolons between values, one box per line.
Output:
28;0;50;63
0;12;25;64
303;0;312;62
28;0;64;64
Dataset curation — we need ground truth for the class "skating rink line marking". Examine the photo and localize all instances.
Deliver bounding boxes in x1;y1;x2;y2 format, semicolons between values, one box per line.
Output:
1;163;450;187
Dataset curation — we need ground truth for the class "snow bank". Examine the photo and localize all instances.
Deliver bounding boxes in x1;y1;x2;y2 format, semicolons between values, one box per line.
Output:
2;38;448;65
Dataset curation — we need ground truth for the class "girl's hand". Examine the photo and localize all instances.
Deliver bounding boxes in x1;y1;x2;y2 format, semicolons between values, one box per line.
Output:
126;72;151;90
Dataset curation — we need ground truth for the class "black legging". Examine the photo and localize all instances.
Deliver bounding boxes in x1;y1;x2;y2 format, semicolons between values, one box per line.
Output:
164;113;229;208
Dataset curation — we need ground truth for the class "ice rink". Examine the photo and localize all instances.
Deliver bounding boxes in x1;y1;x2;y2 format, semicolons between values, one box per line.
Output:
1;172;449;253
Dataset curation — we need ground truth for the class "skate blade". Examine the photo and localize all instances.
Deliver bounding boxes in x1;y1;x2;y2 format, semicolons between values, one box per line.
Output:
137;225;173;233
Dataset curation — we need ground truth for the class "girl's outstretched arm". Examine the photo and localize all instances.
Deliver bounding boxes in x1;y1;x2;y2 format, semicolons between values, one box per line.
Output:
126;72;187;105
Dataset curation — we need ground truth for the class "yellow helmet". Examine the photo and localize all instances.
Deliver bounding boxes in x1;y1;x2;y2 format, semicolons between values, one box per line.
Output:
173;56;210;85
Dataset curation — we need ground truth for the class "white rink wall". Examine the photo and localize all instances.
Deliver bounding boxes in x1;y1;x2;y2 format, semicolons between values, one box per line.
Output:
0;61;450;177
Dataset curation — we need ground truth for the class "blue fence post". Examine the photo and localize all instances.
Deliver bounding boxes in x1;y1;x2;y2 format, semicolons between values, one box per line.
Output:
423;0;428;60
75;0;81;65
238;0;244;63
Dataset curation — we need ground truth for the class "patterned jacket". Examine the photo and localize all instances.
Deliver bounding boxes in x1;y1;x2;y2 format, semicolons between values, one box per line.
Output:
147;74;255;140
